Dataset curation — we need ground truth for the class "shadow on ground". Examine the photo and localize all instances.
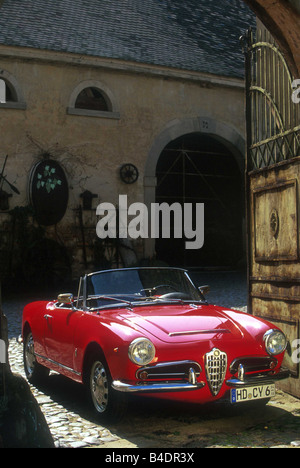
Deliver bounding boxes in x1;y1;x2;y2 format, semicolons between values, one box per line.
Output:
31;372;300;448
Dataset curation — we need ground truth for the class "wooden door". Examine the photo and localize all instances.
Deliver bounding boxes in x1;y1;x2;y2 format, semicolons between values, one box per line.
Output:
243;23;300;396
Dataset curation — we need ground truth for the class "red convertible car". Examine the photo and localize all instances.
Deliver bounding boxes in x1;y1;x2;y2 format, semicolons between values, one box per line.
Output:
22;267;290;420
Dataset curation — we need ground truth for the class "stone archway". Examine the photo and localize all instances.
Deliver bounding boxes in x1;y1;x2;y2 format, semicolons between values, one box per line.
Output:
144;117;245;263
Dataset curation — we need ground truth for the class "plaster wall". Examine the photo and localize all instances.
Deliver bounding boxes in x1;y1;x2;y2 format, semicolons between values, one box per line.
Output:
0;49;245;277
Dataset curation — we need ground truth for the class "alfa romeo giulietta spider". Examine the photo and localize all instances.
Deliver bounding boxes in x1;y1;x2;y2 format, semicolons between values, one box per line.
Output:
22;267;290;420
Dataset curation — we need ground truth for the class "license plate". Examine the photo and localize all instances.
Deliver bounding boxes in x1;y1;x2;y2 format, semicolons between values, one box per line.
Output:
230;384;276;404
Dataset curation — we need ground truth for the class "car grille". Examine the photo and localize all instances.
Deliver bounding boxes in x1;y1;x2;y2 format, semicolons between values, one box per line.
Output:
229;356;278;376
136;361;202;381
205;348;227;396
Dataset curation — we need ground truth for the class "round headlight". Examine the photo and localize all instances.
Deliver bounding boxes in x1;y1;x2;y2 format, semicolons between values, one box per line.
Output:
128;338;156;366
264;329;287;355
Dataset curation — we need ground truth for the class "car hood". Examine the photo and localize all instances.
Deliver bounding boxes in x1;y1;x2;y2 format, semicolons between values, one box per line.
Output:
117;303;268;344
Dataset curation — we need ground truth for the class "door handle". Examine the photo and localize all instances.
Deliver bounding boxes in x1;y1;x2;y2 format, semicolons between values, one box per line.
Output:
44;314;53;320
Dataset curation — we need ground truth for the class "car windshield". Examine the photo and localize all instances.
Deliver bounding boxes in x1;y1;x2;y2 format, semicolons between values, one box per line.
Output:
84;268;203;309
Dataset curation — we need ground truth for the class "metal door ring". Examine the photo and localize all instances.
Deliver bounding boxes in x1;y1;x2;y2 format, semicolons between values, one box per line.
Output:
270;209;279;237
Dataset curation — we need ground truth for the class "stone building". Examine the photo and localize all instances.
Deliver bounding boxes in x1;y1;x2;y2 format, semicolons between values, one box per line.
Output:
0;0;255;289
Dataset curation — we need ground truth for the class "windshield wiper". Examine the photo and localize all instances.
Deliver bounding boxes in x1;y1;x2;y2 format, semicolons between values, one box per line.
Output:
88;295;133;310
136;297;206;306
159;298;207;305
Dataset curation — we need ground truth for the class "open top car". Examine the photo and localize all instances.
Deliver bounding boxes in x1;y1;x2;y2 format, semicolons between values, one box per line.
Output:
22;267;290;420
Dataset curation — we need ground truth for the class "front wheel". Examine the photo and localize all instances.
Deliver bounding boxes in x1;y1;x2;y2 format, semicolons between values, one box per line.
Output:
85;353;127;422
23;330;49;385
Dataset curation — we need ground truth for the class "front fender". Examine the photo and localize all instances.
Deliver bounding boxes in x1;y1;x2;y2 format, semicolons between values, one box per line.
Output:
22;302;49;358
73;313;143;382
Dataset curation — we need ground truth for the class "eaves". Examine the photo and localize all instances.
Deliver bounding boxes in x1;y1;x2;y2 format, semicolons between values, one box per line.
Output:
0;44;245;90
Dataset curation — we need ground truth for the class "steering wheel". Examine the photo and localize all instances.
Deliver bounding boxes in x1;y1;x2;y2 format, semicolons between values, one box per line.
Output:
159;292;191;300
153;284;178;293
140;284;177;297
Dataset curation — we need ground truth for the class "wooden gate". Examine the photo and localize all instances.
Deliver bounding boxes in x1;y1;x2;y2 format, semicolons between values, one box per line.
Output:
243;22;300;397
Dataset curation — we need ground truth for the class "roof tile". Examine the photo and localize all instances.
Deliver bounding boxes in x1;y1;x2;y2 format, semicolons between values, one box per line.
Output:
0;0;255;77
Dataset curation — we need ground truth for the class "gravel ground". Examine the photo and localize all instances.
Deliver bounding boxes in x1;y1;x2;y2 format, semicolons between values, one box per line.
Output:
3;270;300;449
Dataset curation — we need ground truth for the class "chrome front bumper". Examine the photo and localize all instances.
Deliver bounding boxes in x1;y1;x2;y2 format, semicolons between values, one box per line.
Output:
112;380;205;393
112;366;291;394
112;360;205;393
226;367;291;388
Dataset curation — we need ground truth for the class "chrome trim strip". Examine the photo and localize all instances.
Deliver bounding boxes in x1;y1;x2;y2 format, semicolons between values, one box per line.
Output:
226;367;291;388
35;353;81;377
169;329;230;337
112;380;205;393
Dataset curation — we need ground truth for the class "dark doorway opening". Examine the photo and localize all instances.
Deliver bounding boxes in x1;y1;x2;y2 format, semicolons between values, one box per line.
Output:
155;133;244;268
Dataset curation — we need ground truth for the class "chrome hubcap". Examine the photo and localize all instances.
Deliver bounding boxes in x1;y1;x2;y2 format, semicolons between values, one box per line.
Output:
25;334;36;377
90;361;109;413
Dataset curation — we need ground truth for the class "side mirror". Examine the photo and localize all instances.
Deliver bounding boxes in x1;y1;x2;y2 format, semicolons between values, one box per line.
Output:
199;285;210;296
57;293;74;305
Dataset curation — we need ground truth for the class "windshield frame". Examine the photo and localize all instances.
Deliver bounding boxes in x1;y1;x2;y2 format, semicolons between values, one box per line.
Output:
78;267;206;311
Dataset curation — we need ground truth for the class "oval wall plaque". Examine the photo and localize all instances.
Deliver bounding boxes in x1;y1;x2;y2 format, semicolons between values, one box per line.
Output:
29;159;69;226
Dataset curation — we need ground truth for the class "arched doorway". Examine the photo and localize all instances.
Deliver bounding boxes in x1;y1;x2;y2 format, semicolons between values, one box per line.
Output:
155;133;244;268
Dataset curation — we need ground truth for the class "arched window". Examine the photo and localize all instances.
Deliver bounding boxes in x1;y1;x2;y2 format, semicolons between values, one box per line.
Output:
0;71;26;109
75;87;111;112
3;80;16;102
0;79;5;103
67;81;120;119
0;78;17;103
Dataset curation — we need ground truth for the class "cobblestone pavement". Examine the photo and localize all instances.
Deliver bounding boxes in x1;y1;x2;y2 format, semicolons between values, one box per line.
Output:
5;297;123;448
3;271;300;448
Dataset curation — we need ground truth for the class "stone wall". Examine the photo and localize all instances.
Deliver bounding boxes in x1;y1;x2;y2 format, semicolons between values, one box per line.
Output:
0;47;246;283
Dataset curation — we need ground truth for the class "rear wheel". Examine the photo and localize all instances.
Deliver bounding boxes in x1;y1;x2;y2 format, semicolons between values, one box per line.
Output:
23;330;49;384
85;352;127;421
